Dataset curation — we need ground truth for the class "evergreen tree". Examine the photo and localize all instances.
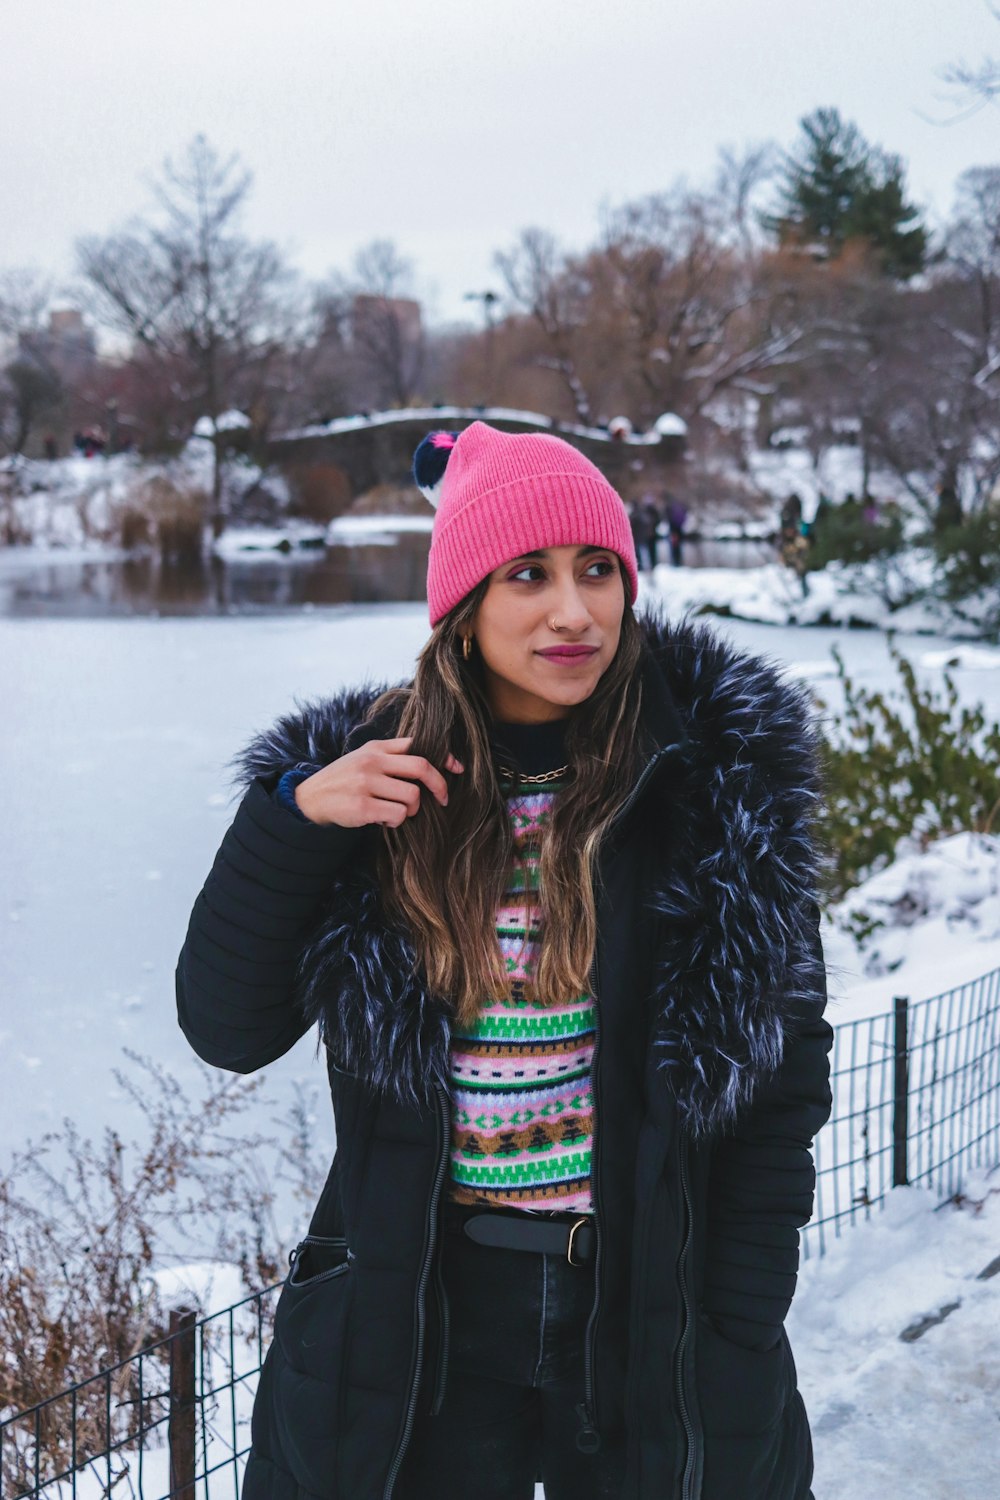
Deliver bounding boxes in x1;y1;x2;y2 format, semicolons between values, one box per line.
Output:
763;107;927;279
847;149;927;279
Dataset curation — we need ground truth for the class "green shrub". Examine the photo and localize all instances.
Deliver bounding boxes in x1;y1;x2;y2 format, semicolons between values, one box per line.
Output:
930;509;1000;640
814;637;1000;901
806;500;905;572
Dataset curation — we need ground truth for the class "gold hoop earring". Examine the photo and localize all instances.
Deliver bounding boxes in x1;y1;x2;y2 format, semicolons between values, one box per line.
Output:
462;634;472;660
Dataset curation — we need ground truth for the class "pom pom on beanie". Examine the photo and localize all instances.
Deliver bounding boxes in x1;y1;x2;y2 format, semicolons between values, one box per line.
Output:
414;420;639;626
413;430;459;508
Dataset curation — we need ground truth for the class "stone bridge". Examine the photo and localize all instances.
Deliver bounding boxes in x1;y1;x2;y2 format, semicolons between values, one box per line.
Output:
265;406;687;516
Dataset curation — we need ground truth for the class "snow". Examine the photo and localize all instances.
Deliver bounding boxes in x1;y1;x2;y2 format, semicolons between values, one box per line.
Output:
792;1163;1000;1500
154;1259;249;1314
272;403;677;447
919;645;1000;672
746;441;880;515
653;411;688;437
325;512;435;541
192;410;251;437
211;521;327;556
821;833;1000;1013
637;549;1000;640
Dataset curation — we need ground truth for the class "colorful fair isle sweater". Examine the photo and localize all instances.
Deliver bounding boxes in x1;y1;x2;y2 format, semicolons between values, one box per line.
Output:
446;715;594;1215
274;714;594;1215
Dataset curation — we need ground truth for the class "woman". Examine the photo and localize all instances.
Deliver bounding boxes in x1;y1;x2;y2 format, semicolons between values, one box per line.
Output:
176;421;833;1500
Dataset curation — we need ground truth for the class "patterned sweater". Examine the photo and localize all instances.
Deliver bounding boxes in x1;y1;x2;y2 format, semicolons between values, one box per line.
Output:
446;715;593;1215
275;713;594;1215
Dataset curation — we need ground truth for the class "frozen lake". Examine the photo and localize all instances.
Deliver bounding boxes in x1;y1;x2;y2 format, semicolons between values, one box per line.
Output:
3;591;1000;1215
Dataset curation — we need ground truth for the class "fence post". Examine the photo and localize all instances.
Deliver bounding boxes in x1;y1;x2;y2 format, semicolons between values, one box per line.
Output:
893;996;909;1187
168;1307;197;1500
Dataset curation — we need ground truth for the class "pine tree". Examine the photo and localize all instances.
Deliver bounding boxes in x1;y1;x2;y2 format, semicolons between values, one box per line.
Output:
763;107;927;279
846;150;927;279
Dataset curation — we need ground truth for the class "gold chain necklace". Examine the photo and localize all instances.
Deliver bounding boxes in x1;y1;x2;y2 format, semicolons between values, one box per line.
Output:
495;762;572;785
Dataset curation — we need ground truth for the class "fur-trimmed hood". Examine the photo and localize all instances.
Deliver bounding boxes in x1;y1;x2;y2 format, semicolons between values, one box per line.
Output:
230;606;825;1139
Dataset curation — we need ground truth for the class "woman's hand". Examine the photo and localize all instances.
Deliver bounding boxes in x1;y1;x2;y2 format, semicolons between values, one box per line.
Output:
293;735;465;829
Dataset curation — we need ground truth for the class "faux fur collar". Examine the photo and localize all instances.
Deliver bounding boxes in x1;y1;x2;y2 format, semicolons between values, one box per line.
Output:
230;605;824;1139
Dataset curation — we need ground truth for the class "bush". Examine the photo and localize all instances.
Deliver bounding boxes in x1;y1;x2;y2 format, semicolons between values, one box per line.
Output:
0;1051;326;1456
806;500;906;572
930;508;1000;640
110;475;207;564
814;637;1000;901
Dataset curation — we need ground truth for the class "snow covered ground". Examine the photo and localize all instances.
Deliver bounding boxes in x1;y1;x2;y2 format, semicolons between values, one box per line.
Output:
793;1162;1000;1499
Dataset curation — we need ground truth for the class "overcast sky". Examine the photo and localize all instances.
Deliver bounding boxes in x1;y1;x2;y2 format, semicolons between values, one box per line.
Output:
3;0;998;327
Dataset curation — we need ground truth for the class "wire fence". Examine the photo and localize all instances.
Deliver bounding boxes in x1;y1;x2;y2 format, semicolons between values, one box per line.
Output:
3;963;1000;1499
804;964;1000;1258
0;1292;277;1500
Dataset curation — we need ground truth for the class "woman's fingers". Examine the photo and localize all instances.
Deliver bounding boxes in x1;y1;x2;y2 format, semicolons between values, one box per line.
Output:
372;739;465;809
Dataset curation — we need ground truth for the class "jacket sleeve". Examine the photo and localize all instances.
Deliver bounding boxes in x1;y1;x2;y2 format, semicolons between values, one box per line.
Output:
175;773;367;1074
700;901;833;1349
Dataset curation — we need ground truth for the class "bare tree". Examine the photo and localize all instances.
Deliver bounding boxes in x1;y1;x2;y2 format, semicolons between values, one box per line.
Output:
76;135;301;536
1;359;63;455
344;239;425;408
0;268;64;455
495;227;596;424
939;2;1000;112
0;267;53;348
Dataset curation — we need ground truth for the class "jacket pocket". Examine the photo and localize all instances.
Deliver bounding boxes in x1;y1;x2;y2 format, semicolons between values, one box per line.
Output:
694;1311;792;1436
287;1234;354;1287
267;1235;355;1499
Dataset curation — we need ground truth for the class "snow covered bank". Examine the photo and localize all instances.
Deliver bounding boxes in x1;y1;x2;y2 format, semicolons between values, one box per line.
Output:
647;553;997;640
826;833;1000;993
792;1163;1000;1499
0;447;292;553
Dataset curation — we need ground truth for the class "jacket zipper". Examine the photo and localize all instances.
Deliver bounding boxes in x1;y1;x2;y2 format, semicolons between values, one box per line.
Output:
674;1137;699;1500
574;745;670;1455
429;1089;453;1416
382;1081;450;1500
574;948;603;1454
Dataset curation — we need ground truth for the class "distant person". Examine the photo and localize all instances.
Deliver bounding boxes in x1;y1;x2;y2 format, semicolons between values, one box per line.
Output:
627;498;656;572
666;496;689;567
642;493;663;568
779;493;803;533
175;419;832;1500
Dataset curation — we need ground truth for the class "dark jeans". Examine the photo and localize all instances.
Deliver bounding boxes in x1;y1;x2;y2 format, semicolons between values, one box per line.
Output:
397;1203;627;1499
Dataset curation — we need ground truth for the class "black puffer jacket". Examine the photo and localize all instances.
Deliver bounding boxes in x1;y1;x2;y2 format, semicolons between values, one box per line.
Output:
175;611;833;1500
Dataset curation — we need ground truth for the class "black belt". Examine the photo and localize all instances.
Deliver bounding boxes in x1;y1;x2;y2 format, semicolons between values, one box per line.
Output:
445;1201;596;1267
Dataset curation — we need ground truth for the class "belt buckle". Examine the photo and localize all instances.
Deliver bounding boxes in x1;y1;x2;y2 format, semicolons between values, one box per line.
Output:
566;1216;589;1267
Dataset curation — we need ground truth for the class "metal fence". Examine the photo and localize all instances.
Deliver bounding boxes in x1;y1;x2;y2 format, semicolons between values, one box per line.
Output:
0;1291;278;1500
804;963;1000;1258
3;963;1000;1499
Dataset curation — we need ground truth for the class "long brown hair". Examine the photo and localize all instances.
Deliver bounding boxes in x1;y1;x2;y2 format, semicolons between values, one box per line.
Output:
361;558;651;1029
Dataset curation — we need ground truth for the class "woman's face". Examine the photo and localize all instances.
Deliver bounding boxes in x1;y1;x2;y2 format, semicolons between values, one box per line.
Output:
469;543;626;723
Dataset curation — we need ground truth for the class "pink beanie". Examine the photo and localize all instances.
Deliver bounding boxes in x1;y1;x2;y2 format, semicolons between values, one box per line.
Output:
414;421;639;627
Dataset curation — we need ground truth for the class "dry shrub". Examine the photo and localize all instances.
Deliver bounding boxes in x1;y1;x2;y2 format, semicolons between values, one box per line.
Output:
285;461;353;522
0;1051;326;1492
0;475;32;545
117;475;206;564
346;482;432;517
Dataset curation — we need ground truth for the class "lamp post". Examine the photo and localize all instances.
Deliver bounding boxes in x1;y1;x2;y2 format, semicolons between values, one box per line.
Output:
464;289;499;406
